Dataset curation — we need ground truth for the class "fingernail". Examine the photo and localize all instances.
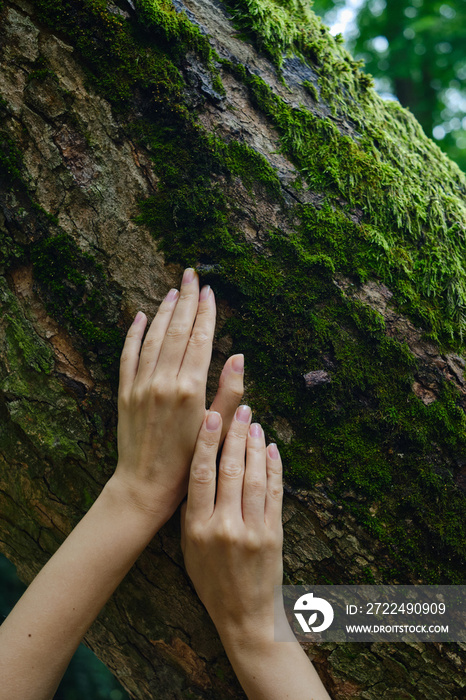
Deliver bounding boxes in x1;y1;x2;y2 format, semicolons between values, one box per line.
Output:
132;311;144;324
183;268;195;284
236;405;251;423
200;285;211;301
232;354;244;373
165;288;179;302
250;423;262;438
268;443;279;459
206;411;221;431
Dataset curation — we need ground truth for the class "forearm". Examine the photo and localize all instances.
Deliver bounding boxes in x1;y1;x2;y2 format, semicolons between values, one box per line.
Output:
218;619;331;700
0;474;169;700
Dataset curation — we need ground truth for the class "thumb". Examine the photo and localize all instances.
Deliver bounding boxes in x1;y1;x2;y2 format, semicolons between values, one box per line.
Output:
209;354;244;444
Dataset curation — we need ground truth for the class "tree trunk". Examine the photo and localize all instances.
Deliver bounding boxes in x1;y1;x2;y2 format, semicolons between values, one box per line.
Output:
0;0;465;697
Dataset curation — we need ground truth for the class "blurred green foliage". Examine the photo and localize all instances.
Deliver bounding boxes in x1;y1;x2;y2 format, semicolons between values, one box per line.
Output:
0;554;129;700
312;0;466;171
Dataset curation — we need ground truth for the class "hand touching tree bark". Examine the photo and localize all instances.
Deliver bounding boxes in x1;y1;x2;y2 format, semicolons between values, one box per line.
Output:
182;410;331;700
114;267;244;521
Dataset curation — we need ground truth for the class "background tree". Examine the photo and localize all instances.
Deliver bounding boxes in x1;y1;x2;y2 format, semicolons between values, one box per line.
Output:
312;0;466;170
0;0;466;698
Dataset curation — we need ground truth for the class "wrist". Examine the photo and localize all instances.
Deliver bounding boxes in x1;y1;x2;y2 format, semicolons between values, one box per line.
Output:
217;619;284;687
215;613;276;653
102;473;177;531
217;616;328;700
214;598;292;654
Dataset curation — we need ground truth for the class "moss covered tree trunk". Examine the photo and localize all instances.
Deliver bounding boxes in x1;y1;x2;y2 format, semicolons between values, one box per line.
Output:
1;0;465;697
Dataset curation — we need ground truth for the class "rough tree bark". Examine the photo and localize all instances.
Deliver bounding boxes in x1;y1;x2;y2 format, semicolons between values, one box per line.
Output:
0;0;465;698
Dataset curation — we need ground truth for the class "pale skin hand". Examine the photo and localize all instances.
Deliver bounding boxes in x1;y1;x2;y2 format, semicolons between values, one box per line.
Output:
114;266;244;520
181;410;332;700
0;269;244;700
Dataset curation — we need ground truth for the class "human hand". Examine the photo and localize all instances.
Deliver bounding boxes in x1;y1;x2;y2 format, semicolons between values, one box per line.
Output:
180;413;332;700
112;268;244;522
181;406;283;643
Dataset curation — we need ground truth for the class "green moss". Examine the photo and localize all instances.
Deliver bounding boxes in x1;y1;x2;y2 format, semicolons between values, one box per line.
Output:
221;61;466;349
0;229;24;268
26;67;58;84
302;79;319;102
8;398;87;461
31;234;123;372
82;487;95;510
35;0;221;111
137;0;214;63
221;0;321;69
0;279;91;465
0;105;120;373
211;137;282;197
0;121;59;231
5;316;54;375
220;0;371;119
0;279;54;375
0;131;24;188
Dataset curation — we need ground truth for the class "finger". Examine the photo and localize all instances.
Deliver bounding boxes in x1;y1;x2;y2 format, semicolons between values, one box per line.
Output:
186;411;222;523
178;285;216;384
242;423;267;526
156;268;200;377
215;405;251;516
135;288;179;383
209;354;244;444
118;311;147;403
265;443;283;527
